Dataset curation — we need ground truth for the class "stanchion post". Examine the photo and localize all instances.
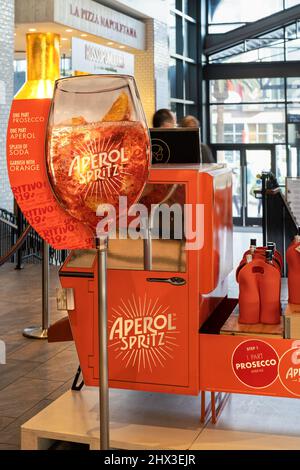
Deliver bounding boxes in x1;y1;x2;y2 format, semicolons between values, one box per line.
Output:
262;173;267;247
23;240;49;339
142;216;152;271
96;236;110;450
15;205;24;270
42;241;49;331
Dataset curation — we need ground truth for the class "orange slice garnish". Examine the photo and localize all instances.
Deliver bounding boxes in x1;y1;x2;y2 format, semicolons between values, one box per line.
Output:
102;92;131;122
58;116;87;126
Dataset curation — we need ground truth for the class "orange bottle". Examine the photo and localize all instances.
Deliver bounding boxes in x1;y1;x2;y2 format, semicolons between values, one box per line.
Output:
287;230;300;305
238;254;260;324
259;250;281;325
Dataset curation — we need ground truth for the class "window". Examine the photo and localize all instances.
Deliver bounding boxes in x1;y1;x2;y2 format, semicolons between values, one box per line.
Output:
169;0;198;119
210;78;285;103
209;28;286;63
208;0;286;33
286;0;300;6
208;20;300;64
223;124;244;143
210;103;286;144
287;77;300;101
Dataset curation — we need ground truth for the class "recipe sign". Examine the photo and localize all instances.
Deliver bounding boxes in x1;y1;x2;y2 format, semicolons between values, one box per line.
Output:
231;339;300;395
6;99;93;249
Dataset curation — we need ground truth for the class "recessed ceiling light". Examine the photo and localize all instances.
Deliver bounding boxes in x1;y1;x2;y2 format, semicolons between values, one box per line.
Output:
14;33;16;36
66;29;73;32
107;42;114;46
62;38;68;41
81;34;88;37
119;45;125;49
28;28;37;32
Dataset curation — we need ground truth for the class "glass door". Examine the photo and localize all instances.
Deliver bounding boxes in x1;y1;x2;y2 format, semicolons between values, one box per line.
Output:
244;148;274;226
216;148;243;225
213;144;276;226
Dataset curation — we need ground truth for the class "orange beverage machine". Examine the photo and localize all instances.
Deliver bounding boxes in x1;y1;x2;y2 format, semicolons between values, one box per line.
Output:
58;163;233;395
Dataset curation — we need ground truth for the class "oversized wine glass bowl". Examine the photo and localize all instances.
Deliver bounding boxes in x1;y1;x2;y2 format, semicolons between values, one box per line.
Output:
46;75;150;240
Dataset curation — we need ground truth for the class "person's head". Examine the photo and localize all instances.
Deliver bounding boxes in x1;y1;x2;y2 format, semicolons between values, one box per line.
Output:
152;109;177;128
180;115;200;128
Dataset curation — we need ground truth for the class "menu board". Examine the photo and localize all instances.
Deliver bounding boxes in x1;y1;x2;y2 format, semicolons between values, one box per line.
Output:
286;177;300;226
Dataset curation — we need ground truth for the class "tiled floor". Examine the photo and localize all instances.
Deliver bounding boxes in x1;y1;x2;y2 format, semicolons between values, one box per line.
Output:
0;263;75;449
0;230;299;450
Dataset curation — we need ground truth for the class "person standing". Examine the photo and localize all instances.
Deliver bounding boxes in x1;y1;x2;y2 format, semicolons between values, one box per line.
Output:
180;115;214;164
180;115;200;128
152;109;177;128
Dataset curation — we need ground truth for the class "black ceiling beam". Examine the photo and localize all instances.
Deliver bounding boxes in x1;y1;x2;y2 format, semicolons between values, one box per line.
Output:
205;4;300;56
203;61;300;80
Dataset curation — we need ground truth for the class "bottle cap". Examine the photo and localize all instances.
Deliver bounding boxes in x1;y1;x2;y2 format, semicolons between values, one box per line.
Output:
246;254;253;263
266;249;273;262
250;239;257;246
267;242;276;252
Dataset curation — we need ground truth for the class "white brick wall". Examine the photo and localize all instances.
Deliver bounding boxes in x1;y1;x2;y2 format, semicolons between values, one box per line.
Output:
135;18;170;127
0;0;14;211
153;19;170;111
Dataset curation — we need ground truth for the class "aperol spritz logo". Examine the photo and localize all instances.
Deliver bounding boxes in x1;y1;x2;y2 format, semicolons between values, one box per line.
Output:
68;136;129;189
109;295;179;372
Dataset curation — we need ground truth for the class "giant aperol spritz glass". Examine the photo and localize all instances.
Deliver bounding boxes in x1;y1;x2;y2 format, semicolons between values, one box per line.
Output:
46;75;150;238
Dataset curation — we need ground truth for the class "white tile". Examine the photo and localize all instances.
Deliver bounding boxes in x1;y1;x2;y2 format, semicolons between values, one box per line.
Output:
206;394;300;436
191;428;300;450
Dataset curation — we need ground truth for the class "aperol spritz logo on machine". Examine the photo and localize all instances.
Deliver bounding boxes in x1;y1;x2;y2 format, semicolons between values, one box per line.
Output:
109;294;178;372
278;341;300;397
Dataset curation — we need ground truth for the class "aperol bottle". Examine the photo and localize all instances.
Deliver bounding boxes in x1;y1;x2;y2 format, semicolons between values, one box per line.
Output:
287;229;300;305
15;32;60;100
259;250;281;325
238;254;260;324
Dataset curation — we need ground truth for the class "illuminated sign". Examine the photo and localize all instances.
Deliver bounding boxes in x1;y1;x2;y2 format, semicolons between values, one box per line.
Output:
72;37;134;75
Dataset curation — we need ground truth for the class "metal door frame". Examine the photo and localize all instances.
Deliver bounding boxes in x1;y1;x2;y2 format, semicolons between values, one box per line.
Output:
211;144;276;226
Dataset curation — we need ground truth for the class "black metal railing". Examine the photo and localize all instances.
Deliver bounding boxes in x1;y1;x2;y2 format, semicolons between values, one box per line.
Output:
0;206;68;267
260;172;298;276
0;208;17;261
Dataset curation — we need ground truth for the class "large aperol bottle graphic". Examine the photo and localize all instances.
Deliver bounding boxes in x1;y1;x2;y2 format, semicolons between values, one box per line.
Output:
16;32;60;100
46;75;150;236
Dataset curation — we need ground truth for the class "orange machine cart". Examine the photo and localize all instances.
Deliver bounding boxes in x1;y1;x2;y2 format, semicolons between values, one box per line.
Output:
58;164;233;395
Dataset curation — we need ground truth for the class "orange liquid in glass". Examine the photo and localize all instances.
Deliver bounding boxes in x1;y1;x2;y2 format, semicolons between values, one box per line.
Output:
47;121;150;233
